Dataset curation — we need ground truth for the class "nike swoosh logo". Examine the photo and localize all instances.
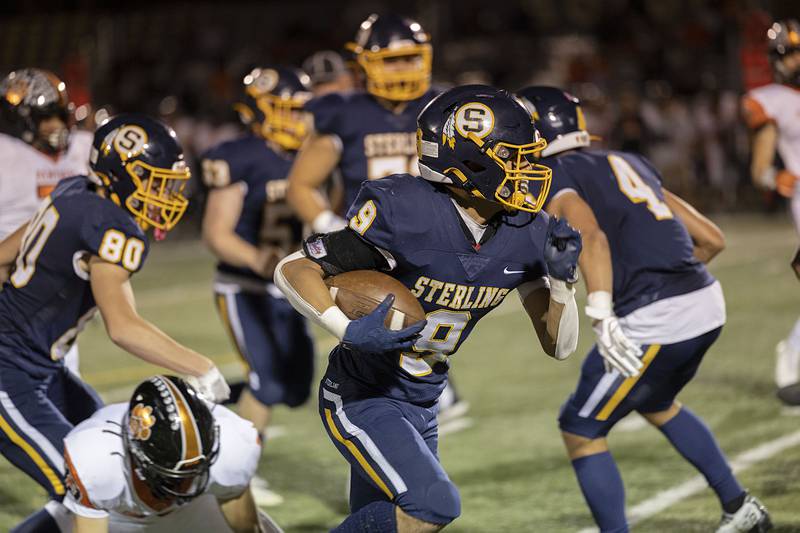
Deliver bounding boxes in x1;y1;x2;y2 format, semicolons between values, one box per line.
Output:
503;267;526;275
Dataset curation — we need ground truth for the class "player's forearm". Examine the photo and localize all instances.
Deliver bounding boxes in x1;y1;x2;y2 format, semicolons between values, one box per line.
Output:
749;125;778;184
577;228;612;294
522;284;578;360
286;179;327;225
220;489;260;533
277;255;335;314
664;190;725;264
106;316;214;376
74;515;109;533
203;229;259;270
275;252;351;339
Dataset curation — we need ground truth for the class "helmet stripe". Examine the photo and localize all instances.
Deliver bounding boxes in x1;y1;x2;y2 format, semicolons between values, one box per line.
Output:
161;378;203;465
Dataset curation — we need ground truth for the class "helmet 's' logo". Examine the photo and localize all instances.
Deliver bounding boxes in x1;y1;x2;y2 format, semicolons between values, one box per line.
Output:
113;125;148;161
455;102;494;139
130;403;156;441
252;69;279;95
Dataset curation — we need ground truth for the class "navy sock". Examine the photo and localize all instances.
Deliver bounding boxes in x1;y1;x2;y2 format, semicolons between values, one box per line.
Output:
331;500;396;533
572;451;628;532
658;407;744;509
10;508;61;533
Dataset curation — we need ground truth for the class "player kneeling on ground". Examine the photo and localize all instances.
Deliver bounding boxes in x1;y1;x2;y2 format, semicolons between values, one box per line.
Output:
62;375;281;533
519;86;771;533
0;114;228;532
276;85;582;532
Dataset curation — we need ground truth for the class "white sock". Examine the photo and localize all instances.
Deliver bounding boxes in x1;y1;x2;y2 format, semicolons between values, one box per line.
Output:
788;317;800;353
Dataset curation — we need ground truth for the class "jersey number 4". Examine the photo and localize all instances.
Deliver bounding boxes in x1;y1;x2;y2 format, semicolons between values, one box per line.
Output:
608;155;672;220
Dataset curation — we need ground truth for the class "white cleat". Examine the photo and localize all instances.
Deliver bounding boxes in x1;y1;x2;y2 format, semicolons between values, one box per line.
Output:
716;494;772;533
251;475;284;507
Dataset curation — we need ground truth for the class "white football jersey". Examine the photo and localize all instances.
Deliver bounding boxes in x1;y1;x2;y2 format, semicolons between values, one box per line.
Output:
62;403;261;530
0;130;92;239
743;83;800;177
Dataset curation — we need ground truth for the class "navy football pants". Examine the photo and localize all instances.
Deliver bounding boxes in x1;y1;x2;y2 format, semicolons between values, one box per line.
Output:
0;363;102;499
319;374;461;525
214;284;314;407
559;327;723;438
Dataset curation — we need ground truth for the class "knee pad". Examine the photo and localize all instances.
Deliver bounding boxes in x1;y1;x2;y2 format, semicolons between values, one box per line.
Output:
399;479;461;525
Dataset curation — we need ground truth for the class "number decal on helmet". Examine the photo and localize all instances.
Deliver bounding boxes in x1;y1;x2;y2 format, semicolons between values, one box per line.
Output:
455;102;494;139
113;125;148;160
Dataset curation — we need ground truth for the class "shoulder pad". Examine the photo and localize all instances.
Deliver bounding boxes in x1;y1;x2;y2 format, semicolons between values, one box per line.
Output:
207;406;261;500
306;92;353;135
200;136;263;189
82;200;149;273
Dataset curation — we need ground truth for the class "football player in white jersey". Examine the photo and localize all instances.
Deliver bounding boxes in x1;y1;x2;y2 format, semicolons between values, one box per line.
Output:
0;68;93;376
742;19;800;405
61;376;281;533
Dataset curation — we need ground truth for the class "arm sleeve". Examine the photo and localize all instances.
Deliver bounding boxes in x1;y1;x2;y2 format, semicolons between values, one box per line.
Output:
741;93;773;130
81;208;150;274
303;229;393;276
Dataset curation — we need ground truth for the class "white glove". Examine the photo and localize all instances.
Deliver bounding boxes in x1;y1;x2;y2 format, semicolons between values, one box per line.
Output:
312;210;347;234
586;291;643;378
186;366;230;403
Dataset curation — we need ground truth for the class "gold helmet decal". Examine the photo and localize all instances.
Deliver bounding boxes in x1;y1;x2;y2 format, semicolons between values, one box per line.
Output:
130;403;156;441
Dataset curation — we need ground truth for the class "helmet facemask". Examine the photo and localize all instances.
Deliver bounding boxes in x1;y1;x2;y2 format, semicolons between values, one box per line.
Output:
125;417;220;502
465;132;552;213
353;43;432;101
255;92;311;151
123;160;190;233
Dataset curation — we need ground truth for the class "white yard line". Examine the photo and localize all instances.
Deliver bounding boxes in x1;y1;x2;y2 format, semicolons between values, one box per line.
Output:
576;429;800;533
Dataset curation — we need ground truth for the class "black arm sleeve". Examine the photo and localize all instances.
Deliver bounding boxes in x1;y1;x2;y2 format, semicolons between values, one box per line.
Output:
302;229;391;276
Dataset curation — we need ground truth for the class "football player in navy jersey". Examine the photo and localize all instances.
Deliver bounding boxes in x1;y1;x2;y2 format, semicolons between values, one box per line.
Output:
201;67;315;505
276;85;582;532
287;13;476;424
0;114;229;532
520;86;771;533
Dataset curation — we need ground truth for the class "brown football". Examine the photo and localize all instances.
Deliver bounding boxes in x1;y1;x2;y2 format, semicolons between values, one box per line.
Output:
324;270;426;330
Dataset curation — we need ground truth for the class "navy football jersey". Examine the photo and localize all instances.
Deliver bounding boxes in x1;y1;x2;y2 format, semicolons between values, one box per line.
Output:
329;174;549;404
202;135;303;282
0;176;149;372
543;149;714;317
306;89;439;212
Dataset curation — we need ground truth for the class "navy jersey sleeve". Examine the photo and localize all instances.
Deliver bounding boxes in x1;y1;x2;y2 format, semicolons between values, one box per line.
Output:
306;93;346;137
82;206;149;274
345;178;396;251
544;157;583;202
200;140;253;190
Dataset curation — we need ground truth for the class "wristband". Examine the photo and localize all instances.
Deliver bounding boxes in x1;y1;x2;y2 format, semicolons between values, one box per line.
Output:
585;291;613;320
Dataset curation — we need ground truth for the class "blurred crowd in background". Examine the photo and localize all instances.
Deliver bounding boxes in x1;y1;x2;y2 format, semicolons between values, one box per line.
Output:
0;0;796;220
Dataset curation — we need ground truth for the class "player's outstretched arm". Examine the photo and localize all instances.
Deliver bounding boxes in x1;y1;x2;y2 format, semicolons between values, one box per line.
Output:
89;257;229;401
546;194;643;377
74;515;109;533
285;132;347;232
202;184;282;278
663;190;725;264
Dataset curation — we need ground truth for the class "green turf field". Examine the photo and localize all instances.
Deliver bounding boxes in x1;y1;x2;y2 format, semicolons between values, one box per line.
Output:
2;214;800;532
